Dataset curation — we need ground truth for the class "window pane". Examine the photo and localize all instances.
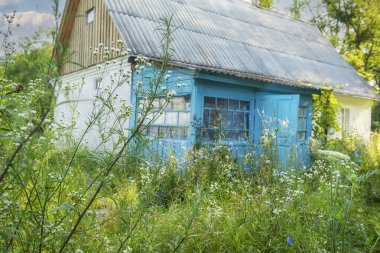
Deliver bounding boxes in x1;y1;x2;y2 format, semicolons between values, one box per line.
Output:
165;112;178;125
217;98;228;109
155;113;165;124
203;109;209;128
221;111;233;129
209;109;221;128
229;99;239;110
299;107;307;117
172;97;185;110
183;127;189;139
87;8;94;24
204;96;216;108
298;131;306;140
148;126;159;137
185;95;191;110
179;112;190;125
170;127;182;139
159;98;168;108
159;126;169;138
152;99;160;108
240;101;250;111
234;112;244;128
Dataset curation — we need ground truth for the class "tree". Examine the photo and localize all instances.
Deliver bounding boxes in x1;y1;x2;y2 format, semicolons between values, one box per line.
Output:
312;86;340;144
1;30;53;84
252;0;273;9
311;0;380;91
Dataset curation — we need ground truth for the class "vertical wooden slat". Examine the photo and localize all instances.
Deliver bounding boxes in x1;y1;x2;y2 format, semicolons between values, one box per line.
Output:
60;0;125;75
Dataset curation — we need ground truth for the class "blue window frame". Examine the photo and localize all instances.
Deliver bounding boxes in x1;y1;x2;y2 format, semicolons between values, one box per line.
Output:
297;107;308;140
202;96;250;141
140;95;191;140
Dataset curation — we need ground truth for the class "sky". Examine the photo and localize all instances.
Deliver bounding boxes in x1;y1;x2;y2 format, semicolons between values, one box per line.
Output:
1;0;318;51
0;0;66;48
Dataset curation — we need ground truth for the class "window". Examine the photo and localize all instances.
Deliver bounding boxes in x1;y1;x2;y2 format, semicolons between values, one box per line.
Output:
95;78;101;89
202;96;250;141
140;95;191;140
341;108;350;133
297;107;307;140
86;8;94;24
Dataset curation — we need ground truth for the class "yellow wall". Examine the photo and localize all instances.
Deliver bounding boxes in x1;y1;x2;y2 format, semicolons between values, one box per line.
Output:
335;94;372;141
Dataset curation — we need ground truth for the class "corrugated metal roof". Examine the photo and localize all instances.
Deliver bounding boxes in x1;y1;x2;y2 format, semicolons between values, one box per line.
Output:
105;0;378;100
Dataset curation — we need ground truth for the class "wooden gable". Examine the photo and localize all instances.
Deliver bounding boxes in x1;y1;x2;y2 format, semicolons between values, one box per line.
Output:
58;0;123;75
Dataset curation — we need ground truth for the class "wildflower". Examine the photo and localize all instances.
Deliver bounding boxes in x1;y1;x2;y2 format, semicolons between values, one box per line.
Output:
176;168;182;173
167;90;176;98
357;159;362;164
128;176;133;180
227;173;233;178
287;236;293;246
354;150;359;158
346;199;351;205
149;163;154;168
260;179;265;184
265;160;271;164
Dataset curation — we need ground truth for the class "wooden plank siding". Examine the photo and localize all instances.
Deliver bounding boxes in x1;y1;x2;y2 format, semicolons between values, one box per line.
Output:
59;0;123;75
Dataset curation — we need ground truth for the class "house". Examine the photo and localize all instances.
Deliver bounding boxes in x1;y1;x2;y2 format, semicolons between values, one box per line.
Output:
55;0;379;165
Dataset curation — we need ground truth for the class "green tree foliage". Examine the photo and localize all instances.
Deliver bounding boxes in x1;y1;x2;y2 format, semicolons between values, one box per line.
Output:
289;0;308;19
252;0;273;9
1;30;53;84
311;0;380;91
312;86;340;144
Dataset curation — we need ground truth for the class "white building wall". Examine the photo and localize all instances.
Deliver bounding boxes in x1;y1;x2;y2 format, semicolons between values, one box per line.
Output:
54;59;132;150
335;94;372;141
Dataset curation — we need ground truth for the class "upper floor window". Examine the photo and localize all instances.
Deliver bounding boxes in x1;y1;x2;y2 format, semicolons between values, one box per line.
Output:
202;96;250;141
87;8;95;24
297;107;307;140
341;108;350;133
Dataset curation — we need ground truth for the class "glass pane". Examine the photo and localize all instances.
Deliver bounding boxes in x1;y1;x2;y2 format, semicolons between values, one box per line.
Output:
159;126;170;138
185;95;191;110
148;126;159;137
152;99;160;108
240;101;250;111
203;129;219;141
160;98;168;108
229;99;239;110
209;109;221;128
165;112;178;125
172;97;185;110
183;127;190;139
297;131;306;140
298;118;303;129
155;113;165;124
221;111;233;129
170;127;182;139
299;107;307;117
179;112;190;125
203;109;209;128
217;98;228;109
204;96;216;108
234;112;244;129
245;113;250;130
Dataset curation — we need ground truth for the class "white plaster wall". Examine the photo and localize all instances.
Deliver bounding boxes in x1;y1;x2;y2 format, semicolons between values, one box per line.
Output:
54;58;132;150
335;94;372;141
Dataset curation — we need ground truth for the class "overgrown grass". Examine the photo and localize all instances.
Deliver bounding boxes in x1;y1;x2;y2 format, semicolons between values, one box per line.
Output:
1;128;379;252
